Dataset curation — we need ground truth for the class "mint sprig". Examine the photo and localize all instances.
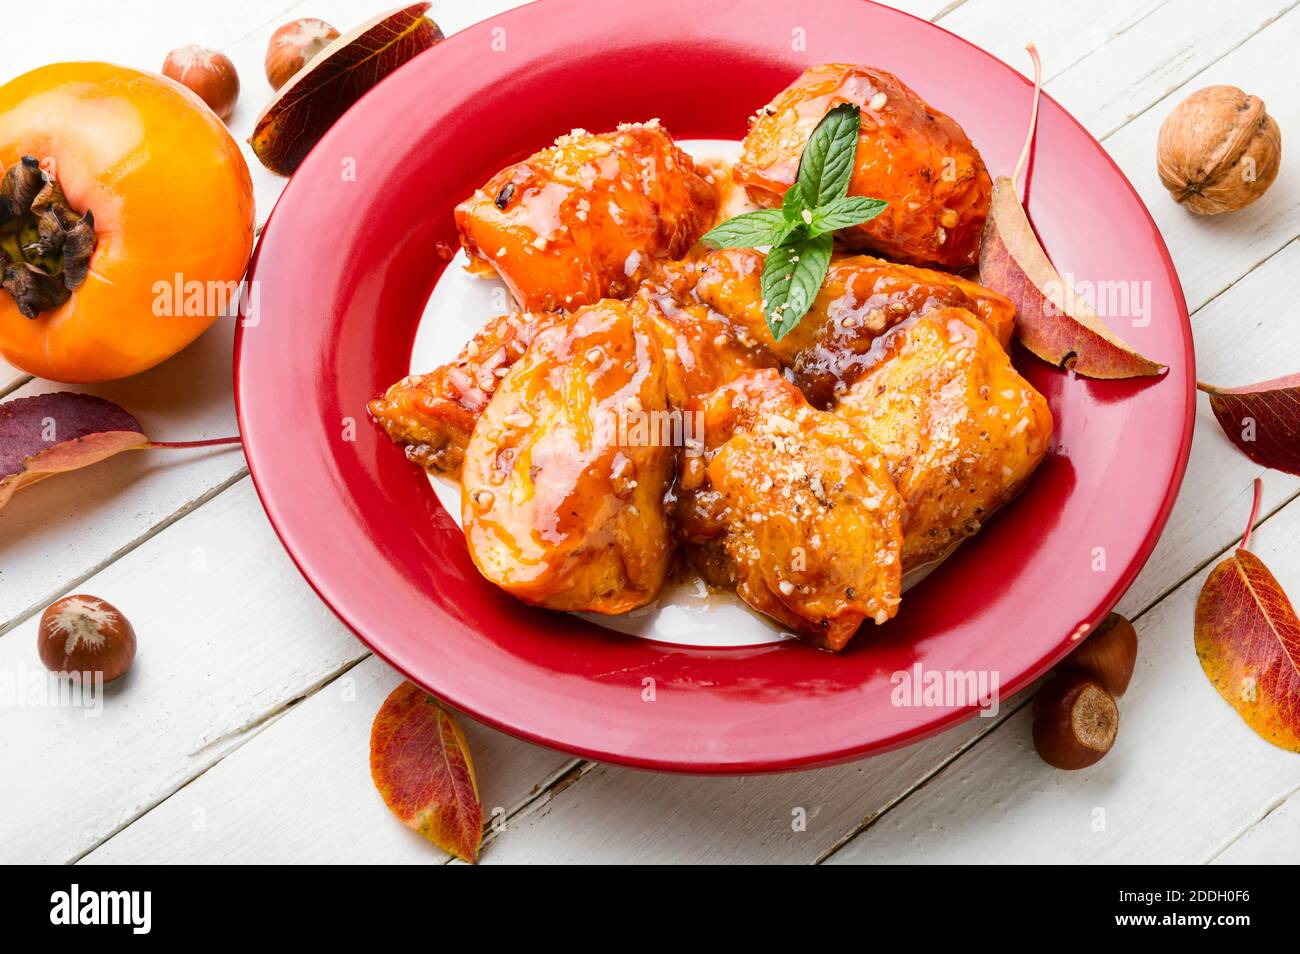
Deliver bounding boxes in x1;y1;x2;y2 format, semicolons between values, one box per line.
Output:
701;102;886;341
762;233;833;340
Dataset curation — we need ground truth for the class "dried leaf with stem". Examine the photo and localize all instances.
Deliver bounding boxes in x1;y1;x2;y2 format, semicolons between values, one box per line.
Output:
1194;477;1300;752
0;392;240;510
978;44;1165;378
1197;374;1300;476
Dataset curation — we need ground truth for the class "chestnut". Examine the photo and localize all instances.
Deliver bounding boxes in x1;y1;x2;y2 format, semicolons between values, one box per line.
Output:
38;594;136;683
162;45;240;121
1065;613;1137;696
1032;673;1117;770
265;18;340;92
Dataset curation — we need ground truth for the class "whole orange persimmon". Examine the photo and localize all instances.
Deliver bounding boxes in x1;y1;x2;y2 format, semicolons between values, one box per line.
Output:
0;63;254;382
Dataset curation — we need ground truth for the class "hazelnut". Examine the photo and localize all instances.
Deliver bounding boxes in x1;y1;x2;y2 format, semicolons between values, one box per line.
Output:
1032;673;1117;770
162;45;240;121
1063;612;1137;696
265;18;341;92
1157;85;1281;214
37;594;137;683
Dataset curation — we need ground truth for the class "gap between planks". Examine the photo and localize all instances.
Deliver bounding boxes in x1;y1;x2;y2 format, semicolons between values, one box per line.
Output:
0;468;249;640
67;652;372;865
1202;777;1300;863
72;642;588;864
926;0;973;23
1094;0;1299;141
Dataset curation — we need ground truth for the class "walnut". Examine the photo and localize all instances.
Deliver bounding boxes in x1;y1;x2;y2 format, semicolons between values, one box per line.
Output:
1156;85;1281;215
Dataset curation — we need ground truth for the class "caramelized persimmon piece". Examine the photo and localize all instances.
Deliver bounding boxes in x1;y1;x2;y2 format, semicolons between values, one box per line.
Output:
368;310;565;476
455;121;717;312
461;300;674;613
834;307;1053;569
634;267;781;407
676;369;904;651
686;247;1014;404
367;276;779;477
735;64;991;268
791;255;1014;405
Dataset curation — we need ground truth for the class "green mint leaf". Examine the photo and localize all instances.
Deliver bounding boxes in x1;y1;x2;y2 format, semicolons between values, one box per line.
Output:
700;209;790;248
782;181;807;219
794;102;861;208
809;196;888;235
772;220;804;247
761;232;834;341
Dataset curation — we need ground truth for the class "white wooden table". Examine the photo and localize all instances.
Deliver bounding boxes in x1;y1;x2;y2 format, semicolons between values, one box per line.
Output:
3;0;1298;865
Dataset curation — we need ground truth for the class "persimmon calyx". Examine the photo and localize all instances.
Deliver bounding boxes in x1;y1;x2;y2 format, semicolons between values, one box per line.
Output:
0;155;98;318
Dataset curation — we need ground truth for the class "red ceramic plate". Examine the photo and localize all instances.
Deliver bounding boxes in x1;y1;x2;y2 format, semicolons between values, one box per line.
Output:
236;0;1193;772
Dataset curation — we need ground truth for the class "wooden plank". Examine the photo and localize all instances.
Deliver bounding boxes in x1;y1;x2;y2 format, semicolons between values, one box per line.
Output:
0;479;368;864
81;655;575;864
1115;239;1300;620
2;0;302;79
1212;792;1300;864
825;495;1300;864
0;365;28;398
0;321;247;633
87;643;1014;864
476;717;1016;864
1096;6;1300;313
942;0;1296;139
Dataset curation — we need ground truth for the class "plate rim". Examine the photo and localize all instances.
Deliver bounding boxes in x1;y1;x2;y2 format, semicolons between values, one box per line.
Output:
235;0;1195;773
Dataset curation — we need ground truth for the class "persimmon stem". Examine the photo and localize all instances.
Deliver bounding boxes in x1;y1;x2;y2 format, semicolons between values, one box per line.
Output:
145;436;242;450
1012;43;1043;192
1240;476;1263;551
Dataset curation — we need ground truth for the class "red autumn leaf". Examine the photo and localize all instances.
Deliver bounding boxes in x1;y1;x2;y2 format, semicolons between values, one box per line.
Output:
978;45;1165;379
370;680;483;862
1199;374;1300;476
0;392;147;510
1194;478;1300;751
250;3;444;176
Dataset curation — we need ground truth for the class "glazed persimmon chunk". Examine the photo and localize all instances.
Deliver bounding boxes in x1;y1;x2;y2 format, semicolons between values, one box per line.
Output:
633;266;781;407
676;369;904;651
461;300;674;614
367;310;566;476
834;307;1053;570
683;247;1014;404
789;254;1014;405
455;121;717;312
735;64;991;269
